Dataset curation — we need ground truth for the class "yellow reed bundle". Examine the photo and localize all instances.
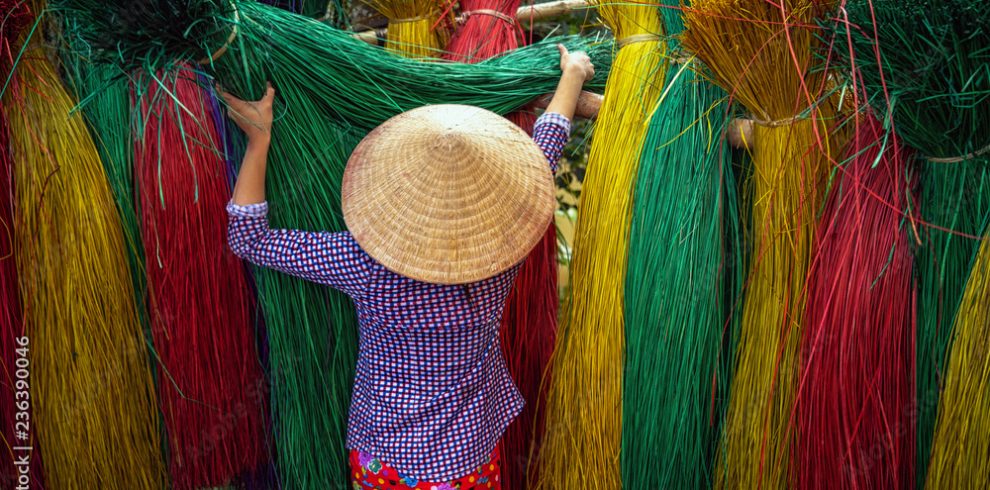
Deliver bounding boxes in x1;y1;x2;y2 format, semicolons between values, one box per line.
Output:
535;2;665;488
365;0;452;58
683;2;835;488
925;237;990;488
4;50;166;489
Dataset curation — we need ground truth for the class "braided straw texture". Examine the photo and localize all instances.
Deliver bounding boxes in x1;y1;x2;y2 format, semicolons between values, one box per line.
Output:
536;1;666;487
343;104;554;284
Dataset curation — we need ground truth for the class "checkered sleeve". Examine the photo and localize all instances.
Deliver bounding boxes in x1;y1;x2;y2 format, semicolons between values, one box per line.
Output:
226;201;370;296
532;111;572;175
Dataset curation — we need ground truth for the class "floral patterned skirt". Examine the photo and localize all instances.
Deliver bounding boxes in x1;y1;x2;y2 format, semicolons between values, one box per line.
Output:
349;446;502;490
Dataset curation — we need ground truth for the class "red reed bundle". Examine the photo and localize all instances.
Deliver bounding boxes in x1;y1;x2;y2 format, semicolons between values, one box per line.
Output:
444;3;555;486
135;70;269;489
0;3;44;486
794;113;917;489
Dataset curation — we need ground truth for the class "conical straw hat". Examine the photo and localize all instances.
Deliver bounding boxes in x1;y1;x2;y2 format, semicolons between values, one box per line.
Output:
342;104;556;285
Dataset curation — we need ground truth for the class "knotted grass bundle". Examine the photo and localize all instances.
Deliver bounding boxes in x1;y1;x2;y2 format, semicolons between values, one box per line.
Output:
683;1;838;487
55;1;610;485
4;46;166;489
365;0;452;58
537;1;665;487
443;1;553;486
444;0;522;62
833;1;990;484
134;69;270;489
621;2;743;487
794;113;917;489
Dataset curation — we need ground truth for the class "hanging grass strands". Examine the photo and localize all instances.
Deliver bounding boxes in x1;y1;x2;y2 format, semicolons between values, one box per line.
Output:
621;2;743;487
622;63;739;490
926;227;990;487
53;0;611;131
133;68;270;489
444;0;521;63
4;46;166;489
794;113;917;489
683;1;838;488
442;1;554;487
56;2;610;486
0;2;43;485
537;1;665;487
61;55;151;338
833;1;990;485
364;0;452;58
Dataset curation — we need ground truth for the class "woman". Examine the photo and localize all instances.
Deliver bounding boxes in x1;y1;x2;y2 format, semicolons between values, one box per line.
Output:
222;45;595;489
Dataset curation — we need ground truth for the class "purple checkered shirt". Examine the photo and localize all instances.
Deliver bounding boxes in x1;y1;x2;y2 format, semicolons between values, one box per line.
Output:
226;112;570;481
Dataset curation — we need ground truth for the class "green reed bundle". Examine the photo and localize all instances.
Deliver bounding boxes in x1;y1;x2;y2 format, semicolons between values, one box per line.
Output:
833;2;990;485
621;2;743;487
54;1;610;485
622;61;742;489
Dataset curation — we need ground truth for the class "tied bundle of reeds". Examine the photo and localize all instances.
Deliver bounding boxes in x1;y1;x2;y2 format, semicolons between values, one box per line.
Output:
4;46;166;489
683;1;839;487
537;1;665;487
444;0;522;62
133;69;270;489
442;0;555;487
794;112;917;489
365;0;452;58
54;1;610;484
833;1;990;485
621;2;743;487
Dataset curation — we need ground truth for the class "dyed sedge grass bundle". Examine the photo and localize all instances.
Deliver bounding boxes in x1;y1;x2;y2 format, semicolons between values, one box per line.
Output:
926;212;990;488
56;2;610;486
444;0;522;62
537;1;665;488
443;1;553;487
621;55;742;489
134;69;270;489
3;48;166;489
365;0;452;58
54;0;611;130
683;1;837;488
794;113;917;489
0;2;43;485
833;2;990;485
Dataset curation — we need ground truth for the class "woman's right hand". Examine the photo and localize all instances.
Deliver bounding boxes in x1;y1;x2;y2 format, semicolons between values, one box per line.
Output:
558;44;595;83
219;82;276;143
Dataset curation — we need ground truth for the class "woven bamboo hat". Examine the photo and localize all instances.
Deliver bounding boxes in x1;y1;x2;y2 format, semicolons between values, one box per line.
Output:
342;104;556;285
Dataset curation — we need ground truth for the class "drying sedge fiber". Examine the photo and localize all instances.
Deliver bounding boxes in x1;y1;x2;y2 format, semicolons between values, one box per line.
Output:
794;113;917;489
622;54;741;488
443;1;554;487
0;2;42;487
61;55;151;340
537;1;665;488
833;1;990;485
926;213;990;487
444;0;522;63
56;2;610;486
4;47;166;489
134;69;270;489
684;1;837;488
365;0;451;58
